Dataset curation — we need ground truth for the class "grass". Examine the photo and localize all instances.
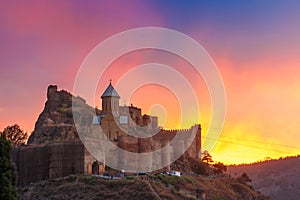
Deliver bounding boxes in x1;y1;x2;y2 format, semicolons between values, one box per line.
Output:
80;176;97;186
155;174;196;187
214;197;227;200
181;176;196;185
125;176;136;180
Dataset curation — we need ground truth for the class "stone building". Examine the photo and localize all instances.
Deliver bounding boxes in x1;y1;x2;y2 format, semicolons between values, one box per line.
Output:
12;83;201;186
94;81;158;141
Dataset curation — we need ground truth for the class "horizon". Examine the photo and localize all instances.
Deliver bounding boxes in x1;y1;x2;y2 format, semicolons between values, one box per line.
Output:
1;0;300;165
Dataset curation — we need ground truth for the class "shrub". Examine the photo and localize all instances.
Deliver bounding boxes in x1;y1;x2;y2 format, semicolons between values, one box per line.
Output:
237;172;252;184
81;176;97;186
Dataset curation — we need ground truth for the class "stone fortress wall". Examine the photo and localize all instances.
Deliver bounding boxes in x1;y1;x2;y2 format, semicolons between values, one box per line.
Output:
83;124;201;174
12;142;84;186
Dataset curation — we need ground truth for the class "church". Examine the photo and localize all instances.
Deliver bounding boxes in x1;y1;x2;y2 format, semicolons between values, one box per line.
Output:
92;81;158;141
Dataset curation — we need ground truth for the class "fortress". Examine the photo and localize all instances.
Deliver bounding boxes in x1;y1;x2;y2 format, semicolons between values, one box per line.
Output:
12;83;201;186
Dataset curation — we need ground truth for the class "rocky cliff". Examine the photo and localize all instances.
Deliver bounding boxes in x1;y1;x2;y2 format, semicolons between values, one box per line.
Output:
28;85;84;144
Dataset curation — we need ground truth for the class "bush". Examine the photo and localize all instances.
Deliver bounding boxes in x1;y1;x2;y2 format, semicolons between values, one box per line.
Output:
213;162;227;174
125;176;135;180
237;172;252;184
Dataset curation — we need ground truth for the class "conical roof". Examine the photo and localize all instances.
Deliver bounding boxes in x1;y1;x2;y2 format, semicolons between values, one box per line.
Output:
101;82;120;98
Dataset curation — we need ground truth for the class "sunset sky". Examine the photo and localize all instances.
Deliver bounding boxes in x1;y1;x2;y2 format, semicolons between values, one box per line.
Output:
1;0;300;164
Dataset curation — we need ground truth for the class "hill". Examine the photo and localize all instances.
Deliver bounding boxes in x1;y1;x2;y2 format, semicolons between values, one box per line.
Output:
18;174;268;200
228;156;300;200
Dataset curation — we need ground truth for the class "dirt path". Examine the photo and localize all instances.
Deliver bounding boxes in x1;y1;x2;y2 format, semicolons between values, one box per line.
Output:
146;181;162;200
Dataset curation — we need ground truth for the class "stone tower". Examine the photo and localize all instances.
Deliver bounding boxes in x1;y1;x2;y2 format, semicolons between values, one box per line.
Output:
101;81;120;116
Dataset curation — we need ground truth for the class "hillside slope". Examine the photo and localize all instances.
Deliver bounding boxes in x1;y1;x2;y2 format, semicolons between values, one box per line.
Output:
228;156;300;200
18;174;268;200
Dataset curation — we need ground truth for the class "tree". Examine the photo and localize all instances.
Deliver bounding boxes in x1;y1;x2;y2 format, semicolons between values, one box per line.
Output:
1;124;28;147
213;162;227;174
237;172;252;184
202;150;213;164
0;135;17;199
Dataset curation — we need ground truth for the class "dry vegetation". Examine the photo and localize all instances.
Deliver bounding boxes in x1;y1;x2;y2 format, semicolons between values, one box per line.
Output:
228;155;300;200
18;173;268;200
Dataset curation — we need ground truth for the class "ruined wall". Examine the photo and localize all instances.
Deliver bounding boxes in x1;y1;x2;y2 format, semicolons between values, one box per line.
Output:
12;142;84;187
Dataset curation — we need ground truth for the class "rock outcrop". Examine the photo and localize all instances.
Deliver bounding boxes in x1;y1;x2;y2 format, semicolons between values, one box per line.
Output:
28;85;83;144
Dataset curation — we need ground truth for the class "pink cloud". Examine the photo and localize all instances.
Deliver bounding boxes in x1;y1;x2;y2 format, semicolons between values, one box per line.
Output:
0;1;166;133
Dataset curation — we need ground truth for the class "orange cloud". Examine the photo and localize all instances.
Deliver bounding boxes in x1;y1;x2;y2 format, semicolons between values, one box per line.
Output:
207;57;300;164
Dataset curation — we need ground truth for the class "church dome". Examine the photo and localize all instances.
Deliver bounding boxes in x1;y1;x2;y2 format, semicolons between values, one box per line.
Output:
101;82;120;98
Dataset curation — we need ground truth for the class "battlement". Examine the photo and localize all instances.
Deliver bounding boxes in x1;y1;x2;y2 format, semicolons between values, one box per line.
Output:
159;124;201;135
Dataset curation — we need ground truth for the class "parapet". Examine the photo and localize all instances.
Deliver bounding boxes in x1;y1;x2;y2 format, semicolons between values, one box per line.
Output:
160;124;200;135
